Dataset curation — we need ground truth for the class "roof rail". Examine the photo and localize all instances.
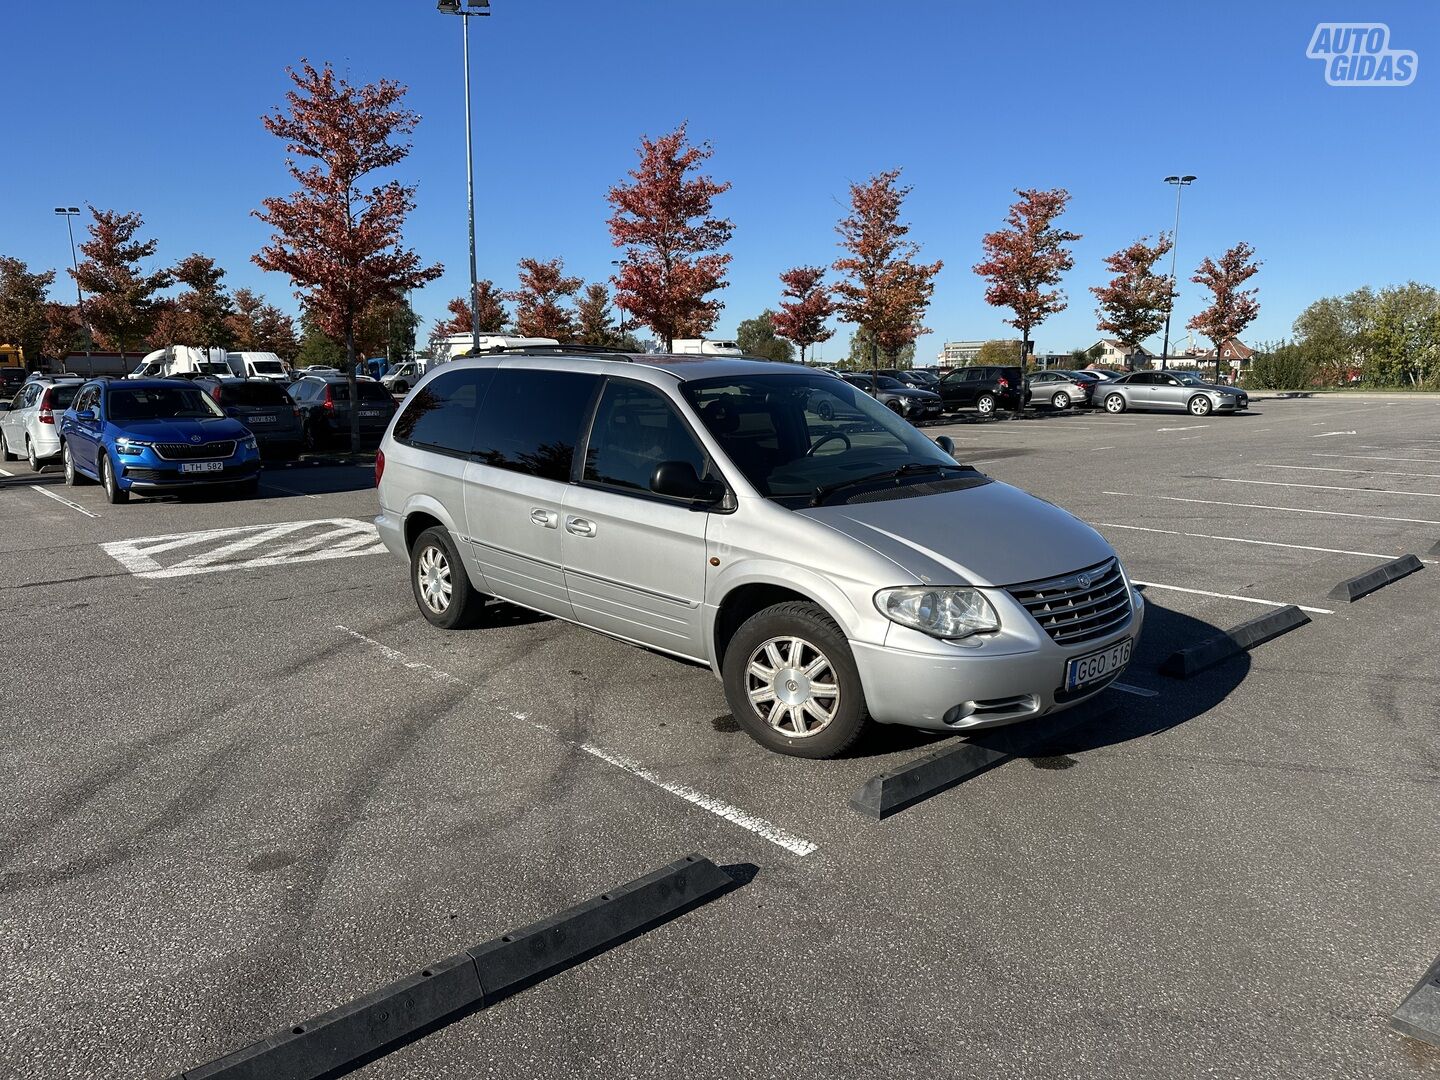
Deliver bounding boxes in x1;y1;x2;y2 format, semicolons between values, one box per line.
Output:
468;343;635;363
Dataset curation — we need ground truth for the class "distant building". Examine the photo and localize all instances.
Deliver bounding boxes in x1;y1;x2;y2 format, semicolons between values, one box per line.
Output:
938;340;986;364
1086;339;1156;369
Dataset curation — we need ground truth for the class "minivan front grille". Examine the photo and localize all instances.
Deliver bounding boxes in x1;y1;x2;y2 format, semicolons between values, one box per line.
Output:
152;441;236;460
1006;558;1132;646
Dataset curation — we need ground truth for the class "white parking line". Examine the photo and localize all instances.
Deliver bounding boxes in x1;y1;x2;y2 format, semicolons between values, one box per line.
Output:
1130;580;1333;615
1315;452;1440;464
1219;477;1440;500
1111;681;1159;698
336;625;820;857
1091;445;1115;451
1156;425;1208;432
1262;463;1440;480
1096;522;1435;563
259;480;321;500
1311;430;1356;438
1103;490;1440;526
0;467;100;518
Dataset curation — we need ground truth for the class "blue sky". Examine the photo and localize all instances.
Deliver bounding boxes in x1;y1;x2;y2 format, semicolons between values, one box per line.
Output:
3;1;1437;360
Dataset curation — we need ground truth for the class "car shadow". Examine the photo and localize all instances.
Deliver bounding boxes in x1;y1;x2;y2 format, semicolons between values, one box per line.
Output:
253;464;378;498
859;598;1248;762
0;469;67;488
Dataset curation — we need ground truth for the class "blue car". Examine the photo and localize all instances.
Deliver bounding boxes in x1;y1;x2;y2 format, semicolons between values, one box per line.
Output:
59;379;262;503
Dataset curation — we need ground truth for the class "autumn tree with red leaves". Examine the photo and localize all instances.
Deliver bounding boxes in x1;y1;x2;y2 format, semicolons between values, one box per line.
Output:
70;207;172;359
607;123;733;350
0;257;56;366
770;266;835;363
832;170;942;373
1189;242;1262;381
155;253;236;351
509;257;581;340
973;188;1081;366
254;59;442;452
436;280;508;338
228;288;300;357
1090;234;1173;365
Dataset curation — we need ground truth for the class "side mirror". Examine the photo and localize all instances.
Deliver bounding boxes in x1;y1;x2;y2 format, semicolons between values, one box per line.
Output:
651;460;725;504
76;409;97;422
934;435;955;457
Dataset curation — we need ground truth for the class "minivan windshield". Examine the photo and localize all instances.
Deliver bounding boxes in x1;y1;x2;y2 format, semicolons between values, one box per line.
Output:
681;373;959;507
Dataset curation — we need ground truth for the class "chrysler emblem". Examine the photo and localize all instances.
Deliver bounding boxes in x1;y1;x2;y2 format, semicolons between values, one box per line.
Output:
1076;574;1092;589
190;435;202;443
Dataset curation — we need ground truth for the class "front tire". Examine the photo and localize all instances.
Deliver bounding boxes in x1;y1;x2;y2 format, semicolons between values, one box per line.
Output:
1104;393;1127;414
411;526;482;629
100;452;129;504
722;601;870;759
1051;390;1071;410
976;393;996;418
0;432;15;462
394;381;409;394
1188;394;1213;416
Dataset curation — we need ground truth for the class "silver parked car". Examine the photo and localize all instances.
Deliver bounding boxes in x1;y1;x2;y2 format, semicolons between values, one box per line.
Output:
1025;369;1093;410
0;376;84;471
375;352;1144;758
1099;370;1248;416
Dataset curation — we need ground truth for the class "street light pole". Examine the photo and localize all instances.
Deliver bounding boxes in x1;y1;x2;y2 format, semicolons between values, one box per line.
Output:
610;258;626;340
437;0;489;356
1159;174;1196;371
54;206;95;373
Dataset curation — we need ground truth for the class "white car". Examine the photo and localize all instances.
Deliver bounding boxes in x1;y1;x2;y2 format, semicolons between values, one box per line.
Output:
0;377;85;470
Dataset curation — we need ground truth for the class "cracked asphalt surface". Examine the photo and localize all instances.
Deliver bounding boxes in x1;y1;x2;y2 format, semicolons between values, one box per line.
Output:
1;394;1437;1079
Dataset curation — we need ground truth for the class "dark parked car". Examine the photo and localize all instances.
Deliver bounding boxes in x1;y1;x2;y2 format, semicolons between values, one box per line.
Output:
875;368;941;391
937;365;1028;417
287;373;398;450
838;373;943;422
195;376;305;460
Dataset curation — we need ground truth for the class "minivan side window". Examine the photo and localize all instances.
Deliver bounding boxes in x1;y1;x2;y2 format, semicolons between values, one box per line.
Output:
473;368;600;482
393;367;493;456
583;380;709;496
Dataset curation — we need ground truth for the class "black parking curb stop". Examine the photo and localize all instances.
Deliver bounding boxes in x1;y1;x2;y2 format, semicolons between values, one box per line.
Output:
1428;540;1440;558
1159;605;1310;678
1390;952;1440;1048
850;712;1090;819
1328;554;1424;602
170;854;734;1080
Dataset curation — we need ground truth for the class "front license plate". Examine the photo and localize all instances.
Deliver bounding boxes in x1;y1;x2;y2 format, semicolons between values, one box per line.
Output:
1065;638;1132;691
359;410;382;418
180;461;225;474
246;415;276;423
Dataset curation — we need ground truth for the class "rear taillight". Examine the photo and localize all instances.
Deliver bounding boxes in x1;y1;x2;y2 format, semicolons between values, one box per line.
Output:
375;448;385;486
996;377;1010;389
292;407;301;420
38;390;55;423
211;385;223;402
322;386;334;411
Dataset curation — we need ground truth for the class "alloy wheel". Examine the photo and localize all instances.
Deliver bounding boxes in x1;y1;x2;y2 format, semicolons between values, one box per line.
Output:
743;636;840;739
416;544;452;614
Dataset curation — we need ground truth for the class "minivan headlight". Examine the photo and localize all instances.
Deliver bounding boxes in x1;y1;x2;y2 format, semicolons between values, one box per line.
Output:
875;586;1000;640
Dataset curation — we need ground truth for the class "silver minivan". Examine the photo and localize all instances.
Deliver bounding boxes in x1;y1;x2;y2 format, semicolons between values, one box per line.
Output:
375;351;1144;758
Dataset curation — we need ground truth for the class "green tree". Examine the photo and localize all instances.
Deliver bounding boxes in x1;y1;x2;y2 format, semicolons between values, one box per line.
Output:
839;329;913;370
736;310;795;362
0;257;56;366
1366;283;1440;387
1292;289;1372;378
296;309;345;367
1245;339;1318;389
70;207;173;359
973;339;1024;366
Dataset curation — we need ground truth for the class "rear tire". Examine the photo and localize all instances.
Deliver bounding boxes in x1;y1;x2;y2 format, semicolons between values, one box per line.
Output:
1051;391;1071;410
886;400;903;415
62;441;89;485
0;432;15;462
1104;393;1127;414
976;393;996;418
411;526;482;630
27;439;40;472
394;381;409;394
722;601;870;759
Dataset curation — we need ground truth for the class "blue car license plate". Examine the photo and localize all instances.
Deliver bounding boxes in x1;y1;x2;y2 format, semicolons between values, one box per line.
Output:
1065;638;1132;691
180;461;225;474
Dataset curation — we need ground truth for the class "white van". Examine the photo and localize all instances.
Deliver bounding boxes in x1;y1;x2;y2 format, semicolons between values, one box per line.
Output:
128;346;235;380
433;334;559;364
671;338;743;356
228;352;292;382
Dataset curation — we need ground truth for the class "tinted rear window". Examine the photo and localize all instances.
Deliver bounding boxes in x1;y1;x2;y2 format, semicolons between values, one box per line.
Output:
225;383;291;407
47;385;80;409
327;380;394;403
394;368;493;455
474;368;600;481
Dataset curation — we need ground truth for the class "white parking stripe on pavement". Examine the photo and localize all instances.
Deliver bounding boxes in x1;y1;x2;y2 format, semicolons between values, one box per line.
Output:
1103;490;1440;526
1129;580;1333;615
102;518;386;578
336;624;819;857
1218;477;1440;499
1096;522;1435;563
1261;463;1440;480
1315;452;1440;464
0;467;100;518
1111;681;1159;698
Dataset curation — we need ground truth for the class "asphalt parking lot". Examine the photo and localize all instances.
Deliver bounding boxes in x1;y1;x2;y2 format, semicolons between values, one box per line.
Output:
2;394;1438;1080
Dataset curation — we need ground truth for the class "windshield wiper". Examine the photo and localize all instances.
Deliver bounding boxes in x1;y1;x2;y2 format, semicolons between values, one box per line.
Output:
810;462;968;507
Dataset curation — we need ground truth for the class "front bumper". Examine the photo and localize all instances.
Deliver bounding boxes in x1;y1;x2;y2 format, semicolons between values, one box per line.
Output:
116;444;262;488
851;587;1145;730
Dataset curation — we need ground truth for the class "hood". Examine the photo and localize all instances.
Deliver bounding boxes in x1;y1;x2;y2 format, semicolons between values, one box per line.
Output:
888;387;941;401
109;416;251;443
801;480;1114;587
1191;382;1242;395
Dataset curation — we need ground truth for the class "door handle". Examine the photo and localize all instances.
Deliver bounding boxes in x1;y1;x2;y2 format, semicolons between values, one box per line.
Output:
530;508;558;529
565;516;596;538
